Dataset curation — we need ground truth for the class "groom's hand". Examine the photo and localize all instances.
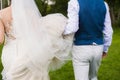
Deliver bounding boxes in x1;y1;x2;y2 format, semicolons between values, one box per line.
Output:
102;52;107;58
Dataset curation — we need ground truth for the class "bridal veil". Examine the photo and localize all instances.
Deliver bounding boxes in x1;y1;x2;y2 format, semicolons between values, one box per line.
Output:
2;0;74;80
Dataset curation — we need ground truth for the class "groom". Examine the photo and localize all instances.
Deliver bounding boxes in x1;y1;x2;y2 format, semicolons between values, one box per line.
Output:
63;0;113;80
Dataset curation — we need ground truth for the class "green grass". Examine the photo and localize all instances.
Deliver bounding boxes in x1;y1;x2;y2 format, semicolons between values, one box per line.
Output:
50;61;75;80
0;28;120;80
0;44;3;79
98;27;120;80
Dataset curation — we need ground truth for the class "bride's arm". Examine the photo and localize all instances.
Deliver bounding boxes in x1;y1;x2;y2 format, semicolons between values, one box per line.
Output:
0;13;5;44
0;7;11;44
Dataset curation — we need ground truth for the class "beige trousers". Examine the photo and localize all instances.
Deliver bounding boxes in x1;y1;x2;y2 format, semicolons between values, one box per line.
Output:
72;45;103;80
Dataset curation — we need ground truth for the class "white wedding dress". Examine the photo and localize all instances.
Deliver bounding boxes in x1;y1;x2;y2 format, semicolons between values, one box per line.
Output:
1;0;74;80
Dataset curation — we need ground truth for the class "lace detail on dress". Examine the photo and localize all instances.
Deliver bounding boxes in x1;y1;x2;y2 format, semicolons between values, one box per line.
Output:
4;21;16;40
3;21;16;46
0;10;16;40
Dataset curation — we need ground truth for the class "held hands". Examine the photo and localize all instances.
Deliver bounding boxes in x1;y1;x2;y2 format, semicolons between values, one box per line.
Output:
62;33;70;39
62;33;74;39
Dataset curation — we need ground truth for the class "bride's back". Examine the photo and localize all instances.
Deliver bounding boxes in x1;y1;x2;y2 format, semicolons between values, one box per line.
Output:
0;7;12;25
0;7;15;40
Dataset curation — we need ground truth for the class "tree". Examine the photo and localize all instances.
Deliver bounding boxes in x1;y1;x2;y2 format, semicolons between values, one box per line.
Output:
49;0;69;16
106;0;120;26
1;0;120;26
35;0;68;16
0;0;9;9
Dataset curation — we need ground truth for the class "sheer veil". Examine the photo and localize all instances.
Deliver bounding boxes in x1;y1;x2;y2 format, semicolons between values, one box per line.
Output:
11;0;74;71
11;0;42;38
7;0;74;79
11;0;54;70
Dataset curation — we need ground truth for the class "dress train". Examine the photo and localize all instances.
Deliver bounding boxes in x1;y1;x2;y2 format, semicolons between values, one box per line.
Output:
1;13;74;80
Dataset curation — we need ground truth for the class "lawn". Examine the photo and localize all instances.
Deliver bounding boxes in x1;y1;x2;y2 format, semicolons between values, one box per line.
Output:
98;27;120;80
0;27;120;80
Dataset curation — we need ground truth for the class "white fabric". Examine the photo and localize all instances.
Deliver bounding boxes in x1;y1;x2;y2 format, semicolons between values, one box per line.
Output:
72;45;103;80
103;2;113;53
64;0;113;53
11;0;42;38
64;0;79;35
1;0;74;80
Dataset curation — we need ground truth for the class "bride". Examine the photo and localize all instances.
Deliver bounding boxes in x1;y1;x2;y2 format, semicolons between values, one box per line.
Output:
0;0;73;80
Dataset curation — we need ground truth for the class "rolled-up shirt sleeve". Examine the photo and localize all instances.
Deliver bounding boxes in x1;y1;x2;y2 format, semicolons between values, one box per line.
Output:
63;0;79;35
103;2;113;53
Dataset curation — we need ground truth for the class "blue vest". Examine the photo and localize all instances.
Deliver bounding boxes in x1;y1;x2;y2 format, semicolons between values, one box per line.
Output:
74;0;106;45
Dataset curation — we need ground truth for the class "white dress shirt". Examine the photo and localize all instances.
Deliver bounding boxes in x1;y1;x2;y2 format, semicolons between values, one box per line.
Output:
64;0;113;53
